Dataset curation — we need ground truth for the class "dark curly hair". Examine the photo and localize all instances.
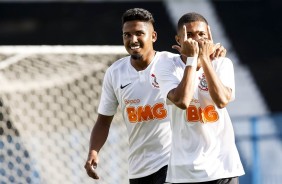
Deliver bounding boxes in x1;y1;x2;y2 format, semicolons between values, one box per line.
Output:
122;8;155;26
177;12;208;31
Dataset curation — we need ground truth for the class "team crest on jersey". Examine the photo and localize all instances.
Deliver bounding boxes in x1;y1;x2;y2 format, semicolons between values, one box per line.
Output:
198;73;208;91
150;73;159;88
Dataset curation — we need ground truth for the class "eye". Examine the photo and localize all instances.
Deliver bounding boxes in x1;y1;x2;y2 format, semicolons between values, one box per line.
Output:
135;31;144;36
186;32;192;37
199;32;207;38
123;33;130;38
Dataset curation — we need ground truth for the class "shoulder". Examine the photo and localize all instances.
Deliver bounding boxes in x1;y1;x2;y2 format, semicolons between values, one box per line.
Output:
213;57;232;65
107;55;130;73
157;51;179;60
212;57;233;68
155;51;181;67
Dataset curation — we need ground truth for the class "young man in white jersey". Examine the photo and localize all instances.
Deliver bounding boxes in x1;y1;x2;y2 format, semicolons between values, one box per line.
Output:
84;8;173;184
155;13;245;184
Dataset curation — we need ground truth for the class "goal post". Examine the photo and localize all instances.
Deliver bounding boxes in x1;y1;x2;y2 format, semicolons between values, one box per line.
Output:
0;46;129;184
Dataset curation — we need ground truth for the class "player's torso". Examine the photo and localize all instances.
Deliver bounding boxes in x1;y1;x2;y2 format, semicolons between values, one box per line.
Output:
111;53;169;125
169;59;230;155
172;62;217;123
107;53;173;178
167;59;242;182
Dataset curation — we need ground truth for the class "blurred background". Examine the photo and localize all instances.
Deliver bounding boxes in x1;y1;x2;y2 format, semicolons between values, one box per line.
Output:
0;0;281;183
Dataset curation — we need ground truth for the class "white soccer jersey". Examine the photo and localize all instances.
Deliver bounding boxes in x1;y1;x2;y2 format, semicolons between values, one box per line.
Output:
98;51;172;179
155;56;245;183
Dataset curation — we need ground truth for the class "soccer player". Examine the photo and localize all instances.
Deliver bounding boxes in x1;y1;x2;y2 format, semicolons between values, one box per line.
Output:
84;8;171;184
155;12;245;184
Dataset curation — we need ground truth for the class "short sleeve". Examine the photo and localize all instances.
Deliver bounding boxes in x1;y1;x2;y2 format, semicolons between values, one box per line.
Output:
155;56;182;100
98;68;119;115
215;57;235;101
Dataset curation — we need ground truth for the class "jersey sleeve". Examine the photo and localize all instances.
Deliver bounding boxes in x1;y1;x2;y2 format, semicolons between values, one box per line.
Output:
155;56;181;100
98;68;119;116
215;57;236;101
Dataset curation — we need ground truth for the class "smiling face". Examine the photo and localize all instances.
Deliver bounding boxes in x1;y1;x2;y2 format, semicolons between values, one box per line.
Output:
122;20;157;61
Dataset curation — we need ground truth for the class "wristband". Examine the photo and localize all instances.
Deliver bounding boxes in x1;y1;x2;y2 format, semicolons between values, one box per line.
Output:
185;56;197;67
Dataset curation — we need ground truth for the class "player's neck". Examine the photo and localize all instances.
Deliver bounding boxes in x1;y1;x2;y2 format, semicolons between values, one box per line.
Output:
131;51;156;71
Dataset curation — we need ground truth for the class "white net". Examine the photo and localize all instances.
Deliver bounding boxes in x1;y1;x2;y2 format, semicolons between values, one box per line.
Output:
0;46;129;184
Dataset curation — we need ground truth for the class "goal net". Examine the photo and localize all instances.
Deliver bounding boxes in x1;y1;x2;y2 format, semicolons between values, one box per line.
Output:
0;46;129;184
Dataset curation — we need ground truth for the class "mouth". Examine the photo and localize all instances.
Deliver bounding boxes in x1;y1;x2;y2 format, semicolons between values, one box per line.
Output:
130;45;141;50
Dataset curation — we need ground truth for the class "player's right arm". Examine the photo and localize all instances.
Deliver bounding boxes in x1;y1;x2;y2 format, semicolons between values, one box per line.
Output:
166;64;196;110
84;114;114;179
168;25;198;109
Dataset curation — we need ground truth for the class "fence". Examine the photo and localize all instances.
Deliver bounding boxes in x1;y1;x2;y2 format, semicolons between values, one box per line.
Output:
233;113;282;184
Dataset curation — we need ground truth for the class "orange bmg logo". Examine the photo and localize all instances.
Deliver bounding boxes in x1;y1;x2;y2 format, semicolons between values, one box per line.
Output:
186;105;219;123
126;103;167;123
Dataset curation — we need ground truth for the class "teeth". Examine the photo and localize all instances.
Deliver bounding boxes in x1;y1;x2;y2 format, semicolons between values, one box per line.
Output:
130;46;140;50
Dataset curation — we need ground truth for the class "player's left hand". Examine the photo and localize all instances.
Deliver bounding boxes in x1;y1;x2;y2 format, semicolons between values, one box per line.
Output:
84;151;100;179
210;43;227;60
207;26;227;60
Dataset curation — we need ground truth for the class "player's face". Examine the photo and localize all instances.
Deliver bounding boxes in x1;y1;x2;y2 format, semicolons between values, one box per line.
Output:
122;21;157;60
176;21;209;45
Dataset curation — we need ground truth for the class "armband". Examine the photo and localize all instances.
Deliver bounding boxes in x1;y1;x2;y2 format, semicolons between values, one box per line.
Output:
185;56;197;67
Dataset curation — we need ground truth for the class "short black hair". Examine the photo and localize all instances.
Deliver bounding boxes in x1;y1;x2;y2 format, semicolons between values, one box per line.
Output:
122;8;155;26
177;12;208;31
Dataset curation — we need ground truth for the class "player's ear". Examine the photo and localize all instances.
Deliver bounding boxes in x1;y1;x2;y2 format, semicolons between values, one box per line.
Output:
152;31;157;43
175;35;180;45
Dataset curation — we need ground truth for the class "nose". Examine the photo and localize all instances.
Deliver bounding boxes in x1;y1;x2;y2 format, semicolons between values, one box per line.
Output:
193;35;202;41
131;35;138;43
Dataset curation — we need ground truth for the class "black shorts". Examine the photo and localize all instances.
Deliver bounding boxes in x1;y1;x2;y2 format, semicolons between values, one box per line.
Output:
129;165;168;184
171;176;239;184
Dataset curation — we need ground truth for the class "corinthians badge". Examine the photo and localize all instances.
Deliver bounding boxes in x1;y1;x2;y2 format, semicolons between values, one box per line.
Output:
150;73;159;88
198;73;208;91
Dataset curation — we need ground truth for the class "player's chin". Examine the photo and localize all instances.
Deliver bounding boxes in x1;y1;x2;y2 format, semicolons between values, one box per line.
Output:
131;53;142;60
